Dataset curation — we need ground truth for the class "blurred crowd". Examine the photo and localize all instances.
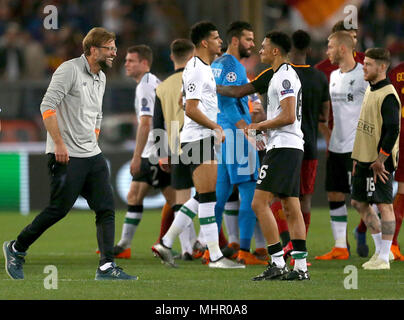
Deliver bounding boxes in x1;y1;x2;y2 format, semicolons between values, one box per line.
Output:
264;0;404;67
0;0;402;82
0;0;402;143
0;0;189;80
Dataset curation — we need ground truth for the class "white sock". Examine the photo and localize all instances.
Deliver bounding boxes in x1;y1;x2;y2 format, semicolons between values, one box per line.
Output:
223;200;239;244
179;220;194;255
372;232;382;255
118;210;143;248
162;199;197;248
199;201;222;261
188;221;197;247
330;205;347;248
197;229;206;247
291;251;308;272
378;239;392;263
99;262;113;271
271;250;285;268
254;221;267;249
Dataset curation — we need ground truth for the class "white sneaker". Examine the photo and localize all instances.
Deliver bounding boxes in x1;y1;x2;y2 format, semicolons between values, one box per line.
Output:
152;243;177;268
363;257;390;270
362;253;378;268
209;257;246;269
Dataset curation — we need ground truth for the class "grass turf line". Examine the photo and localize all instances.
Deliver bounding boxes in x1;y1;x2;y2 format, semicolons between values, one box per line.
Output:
0;208;403;300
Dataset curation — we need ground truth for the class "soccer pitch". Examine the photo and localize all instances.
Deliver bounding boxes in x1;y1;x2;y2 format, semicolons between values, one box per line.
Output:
0;208;403;300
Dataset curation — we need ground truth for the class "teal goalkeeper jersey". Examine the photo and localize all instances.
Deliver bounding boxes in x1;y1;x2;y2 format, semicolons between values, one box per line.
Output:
211;53;259;183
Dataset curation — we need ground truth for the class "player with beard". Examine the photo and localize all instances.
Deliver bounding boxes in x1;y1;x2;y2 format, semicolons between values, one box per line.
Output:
351;48;400;270
113;45;176;259
315;21;369;256
3;27;137;280
315;31;369;261
208;21;266;265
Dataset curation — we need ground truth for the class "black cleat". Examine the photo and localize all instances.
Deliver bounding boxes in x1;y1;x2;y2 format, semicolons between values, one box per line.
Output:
252;262;289;281
282;269;310;281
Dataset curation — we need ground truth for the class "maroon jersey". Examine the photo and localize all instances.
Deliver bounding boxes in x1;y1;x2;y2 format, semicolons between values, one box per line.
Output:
389;62;404;181
389;62;404;106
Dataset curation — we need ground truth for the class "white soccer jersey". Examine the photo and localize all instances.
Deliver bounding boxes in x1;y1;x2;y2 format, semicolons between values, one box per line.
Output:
329;63;368;153
180;56;219;143
266;63;304;151
134;72;161;158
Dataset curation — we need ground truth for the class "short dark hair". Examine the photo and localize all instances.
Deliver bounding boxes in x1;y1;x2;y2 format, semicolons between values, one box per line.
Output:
332;20;358;33
365;48;391;66
190;21;217;46
265;31;291;55
127;45;153;66
226;21;253;44
292;29;311;51
170;38;195;62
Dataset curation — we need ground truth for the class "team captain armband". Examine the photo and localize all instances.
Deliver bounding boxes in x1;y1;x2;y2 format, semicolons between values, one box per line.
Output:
42;109;56;120
380;148;390;157
95;128;100;134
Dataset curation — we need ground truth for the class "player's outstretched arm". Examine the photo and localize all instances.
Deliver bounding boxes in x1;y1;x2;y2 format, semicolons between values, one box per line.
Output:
216;82;256;98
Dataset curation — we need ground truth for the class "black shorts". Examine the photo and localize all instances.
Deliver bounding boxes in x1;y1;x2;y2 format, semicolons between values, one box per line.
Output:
325;151;353;193
170;157;194;190
132;157;170;189
256;148;303;198
180;136;216;174
351;162;394;204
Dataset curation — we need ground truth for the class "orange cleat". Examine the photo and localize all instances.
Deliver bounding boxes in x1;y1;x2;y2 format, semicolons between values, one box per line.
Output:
253;248;269;261
114;245;131;259
192;240;206;259
96;246;131;259
201;250;210;265
221;242;240;259
390;244;404;261
315;247;349;260
236;250;268;265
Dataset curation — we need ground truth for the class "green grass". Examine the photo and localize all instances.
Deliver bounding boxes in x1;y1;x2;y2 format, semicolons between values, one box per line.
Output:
0;208;403;300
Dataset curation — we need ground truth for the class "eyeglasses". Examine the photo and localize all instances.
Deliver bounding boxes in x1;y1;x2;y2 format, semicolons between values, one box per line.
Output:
97;46;117;53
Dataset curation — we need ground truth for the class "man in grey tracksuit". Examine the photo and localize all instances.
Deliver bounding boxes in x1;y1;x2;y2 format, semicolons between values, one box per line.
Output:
3;27;137;281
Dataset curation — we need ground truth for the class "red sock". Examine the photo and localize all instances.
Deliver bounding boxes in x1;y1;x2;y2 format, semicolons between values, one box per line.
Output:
271;200;288;234
302;211;311;235
357;219;367;233
393;193;404;246
219;227;228;248
156;203;174;243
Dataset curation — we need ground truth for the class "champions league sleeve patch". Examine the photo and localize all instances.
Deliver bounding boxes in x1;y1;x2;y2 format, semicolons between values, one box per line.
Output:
226;72;237;82
141;97;150;112
280;79;293;95
282;79;291;89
